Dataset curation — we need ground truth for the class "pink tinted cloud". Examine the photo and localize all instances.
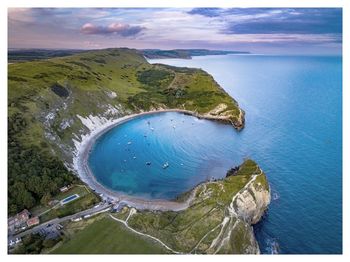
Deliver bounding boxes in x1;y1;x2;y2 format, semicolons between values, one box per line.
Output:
81;22;145;37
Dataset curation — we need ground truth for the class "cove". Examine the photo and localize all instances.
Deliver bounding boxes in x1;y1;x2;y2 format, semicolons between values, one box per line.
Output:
88;111;243;200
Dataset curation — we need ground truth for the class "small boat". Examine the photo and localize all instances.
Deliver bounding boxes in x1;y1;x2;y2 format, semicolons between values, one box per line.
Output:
146;162;151;165
163;162;169;169
150;127;154;131
172;125;176;129
127;141;132;145
133;156;137;159
180;163;184;166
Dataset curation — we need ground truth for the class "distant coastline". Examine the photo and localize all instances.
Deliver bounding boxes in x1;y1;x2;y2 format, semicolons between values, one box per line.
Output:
142;48;250;59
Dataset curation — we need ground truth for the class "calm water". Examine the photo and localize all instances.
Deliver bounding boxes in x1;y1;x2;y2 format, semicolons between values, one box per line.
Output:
89;55;342;254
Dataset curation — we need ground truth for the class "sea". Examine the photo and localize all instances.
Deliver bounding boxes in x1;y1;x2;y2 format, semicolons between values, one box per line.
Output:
88;54;342;254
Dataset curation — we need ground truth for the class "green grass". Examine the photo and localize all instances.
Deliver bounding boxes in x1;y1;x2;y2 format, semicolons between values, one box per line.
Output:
52;216;167;254
126;159;267;253
30;185;92;218
55;185;90;201
39;185;99;222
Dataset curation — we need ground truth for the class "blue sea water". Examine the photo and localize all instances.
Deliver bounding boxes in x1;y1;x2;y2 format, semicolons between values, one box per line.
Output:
89;55;342;254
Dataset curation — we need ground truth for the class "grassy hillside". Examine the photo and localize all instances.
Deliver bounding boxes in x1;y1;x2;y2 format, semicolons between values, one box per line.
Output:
54;160;269;254
52;215;167;254
8;49;84;63
122;159;268;254
8;48;243;214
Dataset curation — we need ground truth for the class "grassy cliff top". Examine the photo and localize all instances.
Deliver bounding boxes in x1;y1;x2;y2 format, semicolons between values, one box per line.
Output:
9;48;243;152
122;159;269;254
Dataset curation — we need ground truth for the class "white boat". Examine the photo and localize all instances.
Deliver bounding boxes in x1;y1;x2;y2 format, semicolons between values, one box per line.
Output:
127;141;132;145
163;162;169;169
150;127;154;131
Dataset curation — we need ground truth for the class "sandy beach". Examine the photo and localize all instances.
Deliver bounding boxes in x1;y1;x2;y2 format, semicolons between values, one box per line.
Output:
73;107;243;211
73;109;212;211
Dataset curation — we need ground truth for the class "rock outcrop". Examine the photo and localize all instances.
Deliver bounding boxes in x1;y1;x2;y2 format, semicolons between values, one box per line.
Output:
234;172;271;224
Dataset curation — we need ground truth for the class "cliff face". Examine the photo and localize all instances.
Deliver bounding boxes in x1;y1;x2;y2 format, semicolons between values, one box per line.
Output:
209;162;270;254
114;159;270;254
233;169;271;225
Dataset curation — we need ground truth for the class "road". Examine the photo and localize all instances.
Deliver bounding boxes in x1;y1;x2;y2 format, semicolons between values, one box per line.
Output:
9;202;111;241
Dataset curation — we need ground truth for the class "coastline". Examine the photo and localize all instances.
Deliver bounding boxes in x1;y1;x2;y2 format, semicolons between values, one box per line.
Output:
73;108;243;211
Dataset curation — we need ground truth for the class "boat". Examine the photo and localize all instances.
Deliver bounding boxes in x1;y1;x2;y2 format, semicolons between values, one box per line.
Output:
127;141;132;145
146;162;151;165
150;127;154;131
163;162;169;169
133;156;137;159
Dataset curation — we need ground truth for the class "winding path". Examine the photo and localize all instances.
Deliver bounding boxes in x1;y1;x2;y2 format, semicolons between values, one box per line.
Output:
109;212;180;254
108;170;262;254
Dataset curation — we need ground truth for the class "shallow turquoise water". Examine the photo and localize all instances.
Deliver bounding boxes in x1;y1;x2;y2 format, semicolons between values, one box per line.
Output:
89;55;342;254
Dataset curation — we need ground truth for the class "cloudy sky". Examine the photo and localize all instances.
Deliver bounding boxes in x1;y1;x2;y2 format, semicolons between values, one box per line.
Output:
8;8;342;54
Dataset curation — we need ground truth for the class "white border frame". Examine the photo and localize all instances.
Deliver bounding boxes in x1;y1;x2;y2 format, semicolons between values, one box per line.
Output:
1;1;348;261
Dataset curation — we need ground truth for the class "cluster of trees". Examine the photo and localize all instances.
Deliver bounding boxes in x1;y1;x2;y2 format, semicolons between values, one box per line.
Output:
8;113;78;215
12;233;61;254
136;68;174;89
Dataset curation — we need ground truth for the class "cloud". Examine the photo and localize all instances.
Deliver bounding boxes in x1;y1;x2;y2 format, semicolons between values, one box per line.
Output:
8;8;342;54
223;8;342;35
80;22;145;36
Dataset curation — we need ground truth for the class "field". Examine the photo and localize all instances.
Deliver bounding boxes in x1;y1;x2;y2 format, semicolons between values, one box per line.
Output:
52;215;167;254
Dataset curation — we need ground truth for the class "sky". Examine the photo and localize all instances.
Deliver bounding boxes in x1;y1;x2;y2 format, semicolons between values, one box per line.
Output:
8;8;342;55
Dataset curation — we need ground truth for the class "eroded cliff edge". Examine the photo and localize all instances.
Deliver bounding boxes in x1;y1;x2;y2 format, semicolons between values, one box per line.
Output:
112;159;270;254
